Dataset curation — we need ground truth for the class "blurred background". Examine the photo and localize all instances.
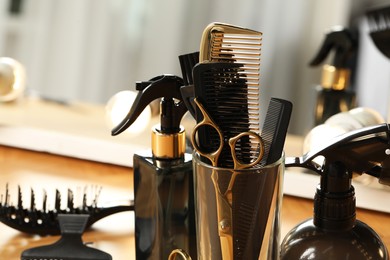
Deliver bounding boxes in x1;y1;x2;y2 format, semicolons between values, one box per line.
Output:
0;0;389;135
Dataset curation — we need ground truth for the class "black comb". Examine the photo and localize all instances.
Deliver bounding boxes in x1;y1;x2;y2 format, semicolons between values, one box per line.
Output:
193;62;260;169
0;184;134;235
239;98;292;259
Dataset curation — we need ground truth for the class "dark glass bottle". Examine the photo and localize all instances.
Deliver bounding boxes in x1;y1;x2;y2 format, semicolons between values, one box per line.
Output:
110;75;198;259
309;28;358;125
281;161;389;260
314;66;356;125
133;152;196;260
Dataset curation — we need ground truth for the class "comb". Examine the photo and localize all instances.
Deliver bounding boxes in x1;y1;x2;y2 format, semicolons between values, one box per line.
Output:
199;22;262;65
239;98;292;259
197;23;263;258
192;61;260;169
21;214;112;260
366;6;390;59
197;22;262;168
0;184;133;235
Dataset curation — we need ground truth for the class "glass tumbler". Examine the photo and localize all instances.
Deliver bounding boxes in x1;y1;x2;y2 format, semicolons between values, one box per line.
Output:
192;152;285;260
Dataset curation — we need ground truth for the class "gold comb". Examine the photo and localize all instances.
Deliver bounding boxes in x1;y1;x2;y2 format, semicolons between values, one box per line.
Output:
199;22;262;149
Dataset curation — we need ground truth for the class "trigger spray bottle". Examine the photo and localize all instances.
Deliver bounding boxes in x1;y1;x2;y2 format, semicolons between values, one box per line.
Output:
282;124;390;259
309;27;357;125
112;75;196;259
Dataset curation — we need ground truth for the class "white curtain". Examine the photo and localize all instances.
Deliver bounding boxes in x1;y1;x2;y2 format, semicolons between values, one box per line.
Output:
1;0;372;134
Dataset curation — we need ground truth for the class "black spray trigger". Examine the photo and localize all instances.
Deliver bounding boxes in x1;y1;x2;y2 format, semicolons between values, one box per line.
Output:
309;27;357;68
111;75;186;136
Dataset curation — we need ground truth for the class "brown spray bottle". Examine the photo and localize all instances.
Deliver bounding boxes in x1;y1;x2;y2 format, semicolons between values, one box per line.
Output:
282;123;390;259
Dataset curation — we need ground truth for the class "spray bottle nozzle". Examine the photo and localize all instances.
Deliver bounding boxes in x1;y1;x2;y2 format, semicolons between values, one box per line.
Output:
111;75;186;136
309;27;357;68
286;123;390;186
135;81;153;91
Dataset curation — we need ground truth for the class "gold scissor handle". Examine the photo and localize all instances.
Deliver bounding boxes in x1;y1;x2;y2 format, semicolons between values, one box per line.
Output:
225;131;264;207
191;98;224;166
168;249;192;260
228;131;264;170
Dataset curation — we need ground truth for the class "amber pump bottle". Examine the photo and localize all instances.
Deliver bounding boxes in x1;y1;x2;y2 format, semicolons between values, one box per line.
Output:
309;27;358;125
283;124;390;260
112;75;196;260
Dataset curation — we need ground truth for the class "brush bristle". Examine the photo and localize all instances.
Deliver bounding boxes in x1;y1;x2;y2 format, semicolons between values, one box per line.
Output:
0;184;133;235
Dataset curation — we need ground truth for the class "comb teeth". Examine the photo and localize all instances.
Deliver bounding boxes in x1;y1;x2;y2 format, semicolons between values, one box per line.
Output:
198;25;262;162
260;98;293;165
200;23;262;97
210;33;262;64
193;62;260;168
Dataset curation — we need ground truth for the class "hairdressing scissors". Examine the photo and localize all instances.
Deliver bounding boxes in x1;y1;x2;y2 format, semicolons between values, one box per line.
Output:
191;97;264;259
191;98;264;170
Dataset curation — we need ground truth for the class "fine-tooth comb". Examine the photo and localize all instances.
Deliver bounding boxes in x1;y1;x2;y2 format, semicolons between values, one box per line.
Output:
240;98;292;260
0;184;134;235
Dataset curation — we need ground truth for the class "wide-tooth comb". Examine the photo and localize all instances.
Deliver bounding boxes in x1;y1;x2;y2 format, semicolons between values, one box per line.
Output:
193;62;260;169
200;22;262;65
199;22;262;94
0;185;134;235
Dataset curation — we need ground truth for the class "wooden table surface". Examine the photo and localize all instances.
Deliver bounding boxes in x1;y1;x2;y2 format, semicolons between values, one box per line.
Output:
0;145;388;259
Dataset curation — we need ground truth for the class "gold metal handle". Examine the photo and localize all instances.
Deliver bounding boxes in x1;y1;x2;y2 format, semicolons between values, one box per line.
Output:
228;131;264;170
191;98;224;166
168;249;192;260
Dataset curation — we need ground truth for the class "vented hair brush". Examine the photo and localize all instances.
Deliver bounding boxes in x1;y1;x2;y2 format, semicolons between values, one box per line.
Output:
0;184;134;235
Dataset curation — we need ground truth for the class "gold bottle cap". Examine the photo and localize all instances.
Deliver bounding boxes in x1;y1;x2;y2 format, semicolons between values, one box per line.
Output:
151;125;186;159
321;64;350;91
